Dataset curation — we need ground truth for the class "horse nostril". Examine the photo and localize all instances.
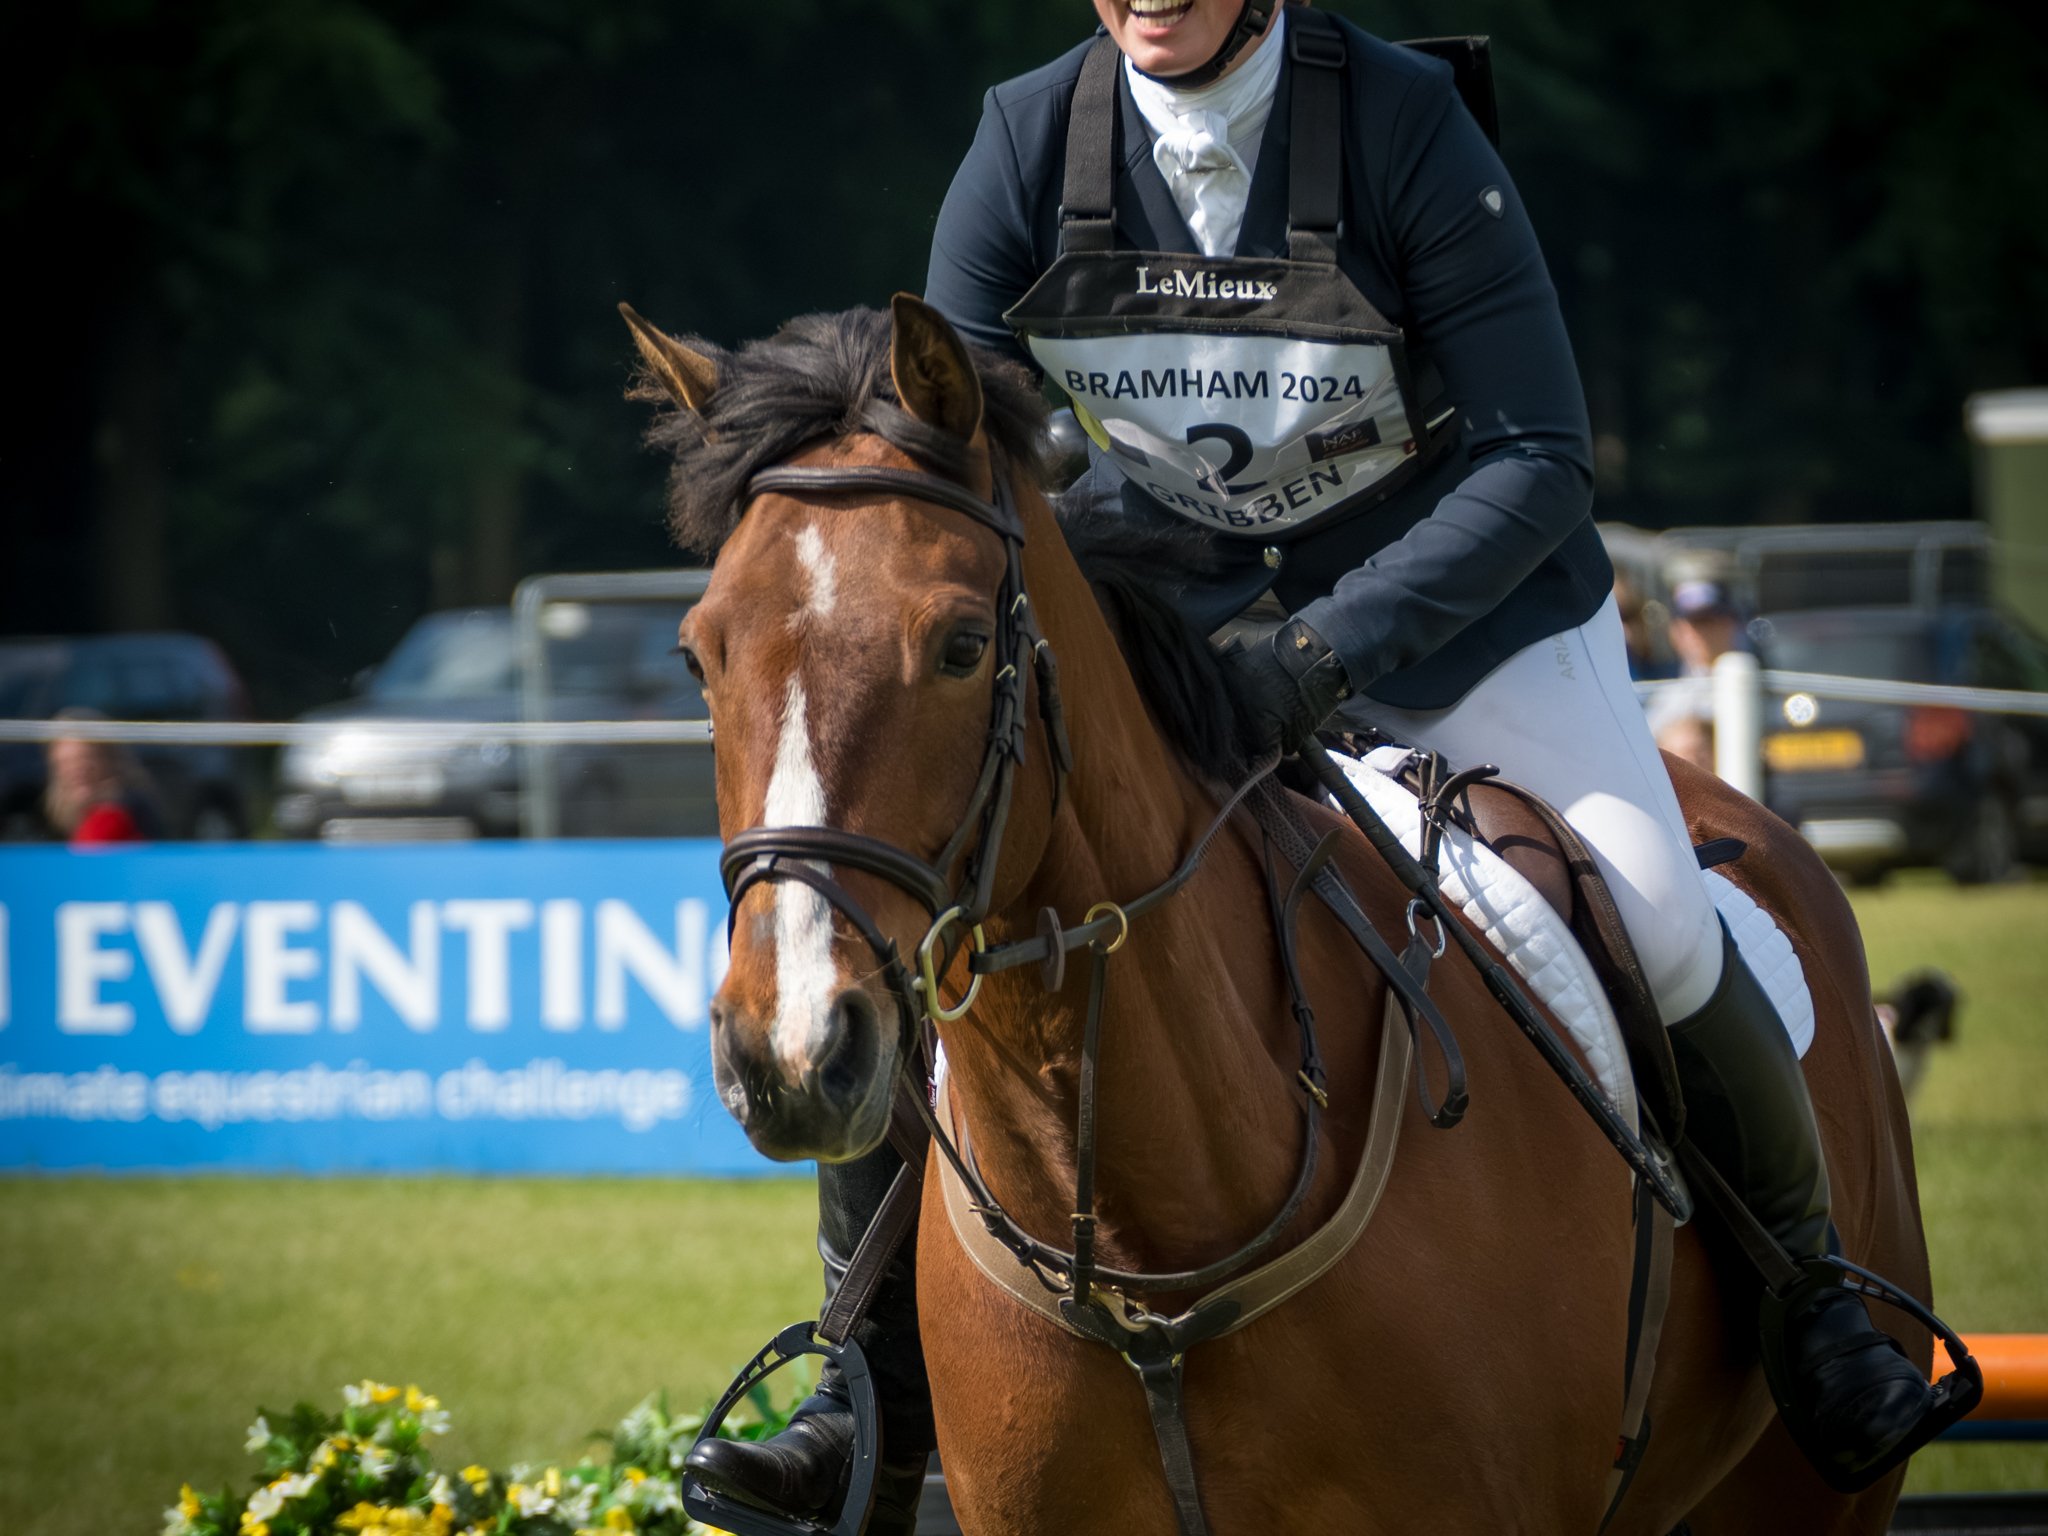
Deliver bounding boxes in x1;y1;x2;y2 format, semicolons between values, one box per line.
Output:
814;987;880;1110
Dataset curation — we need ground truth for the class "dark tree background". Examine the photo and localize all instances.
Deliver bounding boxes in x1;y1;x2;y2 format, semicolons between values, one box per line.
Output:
7;0;2045;713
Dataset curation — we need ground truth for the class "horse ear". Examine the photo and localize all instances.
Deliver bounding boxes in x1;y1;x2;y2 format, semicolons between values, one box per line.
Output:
889;292;983;442
618;302;718;414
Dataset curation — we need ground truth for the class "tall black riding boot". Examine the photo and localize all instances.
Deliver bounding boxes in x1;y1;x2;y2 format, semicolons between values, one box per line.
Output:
685;1140;934;1532
1669;926;1935;1491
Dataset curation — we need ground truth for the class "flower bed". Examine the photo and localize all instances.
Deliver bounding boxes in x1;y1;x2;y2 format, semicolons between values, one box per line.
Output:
163;1379;799;1536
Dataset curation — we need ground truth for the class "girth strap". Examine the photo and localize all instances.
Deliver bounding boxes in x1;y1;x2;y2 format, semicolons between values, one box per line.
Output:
1597;1171;1676;1532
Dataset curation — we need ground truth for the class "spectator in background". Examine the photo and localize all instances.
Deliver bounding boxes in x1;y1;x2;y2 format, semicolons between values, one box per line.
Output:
44;709;163;844
1648;578;1747;773
1616;573;1676;681
1667;578;1747;676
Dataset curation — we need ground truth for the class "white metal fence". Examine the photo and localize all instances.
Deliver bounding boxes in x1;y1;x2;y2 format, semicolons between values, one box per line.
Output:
8;665;2045;848
1636;656;2048;799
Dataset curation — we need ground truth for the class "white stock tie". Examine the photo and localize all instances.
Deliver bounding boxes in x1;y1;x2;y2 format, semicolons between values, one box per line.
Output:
1150;109;1253;259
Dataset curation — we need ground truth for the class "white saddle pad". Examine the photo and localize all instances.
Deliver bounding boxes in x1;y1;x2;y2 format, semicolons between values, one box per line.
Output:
1334;748;1816;1132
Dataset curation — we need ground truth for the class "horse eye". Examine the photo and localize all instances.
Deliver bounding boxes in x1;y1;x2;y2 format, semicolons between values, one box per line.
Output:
939;630;990;677
675;643;706;683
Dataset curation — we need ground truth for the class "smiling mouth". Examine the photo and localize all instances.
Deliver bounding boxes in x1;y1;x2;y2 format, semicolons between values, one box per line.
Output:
1128;0;1197;30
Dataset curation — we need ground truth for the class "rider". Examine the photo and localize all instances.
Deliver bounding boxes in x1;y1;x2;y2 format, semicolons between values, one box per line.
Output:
687;2;1939;1525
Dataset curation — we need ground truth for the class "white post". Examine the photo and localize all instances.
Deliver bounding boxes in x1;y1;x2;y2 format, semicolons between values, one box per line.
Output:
1712;650;1763;800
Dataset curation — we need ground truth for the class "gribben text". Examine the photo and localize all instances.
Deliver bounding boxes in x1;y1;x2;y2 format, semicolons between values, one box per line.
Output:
1146;463;1349;529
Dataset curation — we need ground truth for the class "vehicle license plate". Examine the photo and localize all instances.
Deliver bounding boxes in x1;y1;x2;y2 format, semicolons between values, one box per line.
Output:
341;767;445;805
1763;730;1864;772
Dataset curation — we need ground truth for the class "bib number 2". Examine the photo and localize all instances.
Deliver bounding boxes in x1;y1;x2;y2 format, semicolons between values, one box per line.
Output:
1186;422;1261;496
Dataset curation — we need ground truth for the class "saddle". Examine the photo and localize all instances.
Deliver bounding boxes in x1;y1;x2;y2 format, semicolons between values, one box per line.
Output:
1367;744;1697;1135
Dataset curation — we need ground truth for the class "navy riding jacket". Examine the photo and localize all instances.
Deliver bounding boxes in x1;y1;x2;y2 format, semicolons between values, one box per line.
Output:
924;17;1612;711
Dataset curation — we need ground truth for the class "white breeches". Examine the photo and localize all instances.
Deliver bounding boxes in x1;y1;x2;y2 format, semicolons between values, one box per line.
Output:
1336;595;1727;1022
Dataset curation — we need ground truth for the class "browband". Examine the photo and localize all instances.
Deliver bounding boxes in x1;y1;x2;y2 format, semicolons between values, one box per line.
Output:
745;465;1025;544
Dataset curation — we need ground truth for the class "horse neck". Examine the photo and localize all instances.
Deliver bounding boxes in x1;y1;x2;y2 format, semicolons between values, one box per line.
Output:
937;477;1316;1274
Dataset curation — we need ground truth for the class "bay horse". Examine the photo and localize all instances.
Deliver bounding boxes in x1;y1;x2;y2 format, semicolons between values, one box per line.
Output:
624;294;1932;1535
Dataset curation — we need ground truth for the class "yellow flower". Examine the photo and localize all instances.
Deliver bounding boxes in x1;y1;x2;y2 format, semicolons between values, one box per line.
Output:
372;1383;401;1404
460;1465;491;1490
338;1506;439;1536
405;1385;441;1414
178;1485;201;1518
603;1507;635;1532
428;1506;454;1536
543;1467;562;1498
622;1468;646;1485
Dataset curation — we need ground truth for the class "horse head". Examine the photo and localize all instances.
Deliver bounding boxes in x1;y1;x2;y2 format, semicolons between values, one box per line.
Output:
621;295;1057;1164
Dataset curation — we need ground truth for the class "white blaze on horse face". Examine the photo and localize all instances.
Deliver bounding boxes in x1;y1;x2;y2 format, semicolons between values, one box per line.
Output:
763;673;837;1072
794;523;839;620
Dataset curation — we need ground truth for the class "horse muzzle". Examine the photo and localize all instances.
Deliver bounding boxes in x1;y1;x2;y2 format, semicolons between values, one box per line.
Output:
709;985;901;1164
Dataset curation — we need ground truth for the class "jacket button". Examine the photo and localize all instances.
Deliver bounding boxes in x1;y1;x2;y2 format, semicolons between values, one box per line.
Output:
1262;545;1282;569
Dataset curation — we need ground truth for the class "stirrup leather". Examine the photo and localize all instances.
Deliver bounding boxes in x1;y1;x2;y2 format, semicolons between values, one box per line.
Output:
1756;1253;1984;1492
680;1324;882;1536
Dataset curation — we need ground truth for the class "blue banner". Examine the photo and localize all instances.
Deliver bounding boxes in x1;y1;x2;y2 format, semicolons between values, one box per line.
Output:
0;842;793;1175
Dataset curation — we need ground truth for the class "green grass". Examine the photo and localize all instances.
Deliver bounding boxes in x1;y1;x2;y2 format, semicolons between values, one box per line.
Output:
0;1178;821;1536
0;878;2042;1532
1851;878;2048;1496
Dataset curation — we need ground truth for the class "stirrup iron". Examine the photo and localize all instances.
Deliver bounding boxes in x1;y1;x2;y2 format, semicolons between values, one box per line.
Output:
680;1323;882;1536
1756;1253;1984;1492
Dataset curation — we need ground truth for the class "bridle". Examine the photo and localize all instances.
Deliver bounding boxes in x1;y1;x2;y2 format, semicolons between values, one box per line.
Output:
717;457;1067;1040
713;446;1388;1312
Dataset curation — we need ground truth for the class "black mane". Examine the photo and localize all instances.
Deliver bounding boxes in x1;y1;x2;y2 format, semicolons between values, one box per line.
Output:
1055;489;1257;783
634;307;1052;557
634;306;1255;780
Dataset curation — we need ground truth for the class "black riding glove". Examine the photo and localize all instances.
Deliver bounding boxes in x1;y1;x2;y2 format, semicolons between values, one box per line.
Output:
1219;617;1355;759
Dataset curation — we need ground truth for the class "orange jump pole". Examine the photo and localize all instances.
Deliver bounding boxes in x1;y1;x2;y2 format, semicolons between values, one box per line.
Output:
1951;1334;2048;1420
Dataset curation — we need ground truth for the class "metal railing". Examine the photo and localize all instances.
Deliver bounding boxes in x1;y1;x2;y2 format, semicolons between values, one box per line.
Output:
1637;657;2048;799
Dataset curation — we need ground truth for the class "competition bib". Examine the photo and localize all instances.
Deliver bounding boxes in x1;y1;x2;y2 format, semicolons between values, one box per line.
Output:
1024;304;1419;534
1003;19;1451;540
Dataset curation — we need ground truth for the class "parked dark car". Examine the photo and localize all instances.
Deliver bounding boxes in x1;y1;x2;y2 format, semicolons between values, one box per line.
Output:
0;633;254;840
273;604;712;840
1753;605;2048;883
